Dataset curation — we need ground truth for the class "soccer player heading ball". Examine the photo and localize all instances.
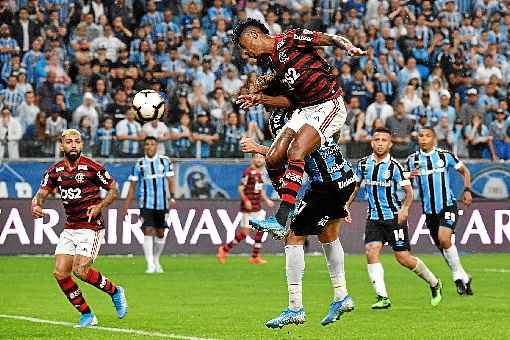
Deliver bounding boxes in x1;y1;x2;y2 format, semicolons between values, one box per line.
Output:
31;129;127;328
232;18;366;238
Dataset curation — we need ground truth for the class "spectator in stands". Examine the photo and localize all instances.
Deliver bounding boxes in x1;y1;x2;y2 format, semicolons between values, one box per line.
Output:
397;58;421;94
116;109;144;158
12;7;41;54
221;66;242;98
0;24;19;66
17;90;39;132
435;116;454;151
143;119;170;155
188;81;209;114
37;70;57;113
91;25;125;63
0;74;24;116
365;91;394;127
95;117;116;158
464;113;496;160
222;112;245;158
92;78;111;114
16;69;32;94
78;116;93;156
106;88;129;125
401;84;423;114
474;55;503;86
459;88;483;125
192;109;219;158
72;92;99;135
0;107;22;159
170;113;193;158
386;101;415;158
489;109;510;160
44;106;67;158
434;90;456;127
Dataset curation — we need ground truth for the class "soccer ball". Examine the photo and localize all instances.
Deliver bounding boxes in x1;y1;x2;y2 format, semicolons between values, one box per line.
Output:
131;90;165;122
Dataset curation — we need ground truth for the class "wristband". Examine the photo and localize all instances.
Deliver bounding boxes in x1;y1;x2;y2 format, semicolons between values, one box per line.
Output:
170;193;175;200
463;188;472;193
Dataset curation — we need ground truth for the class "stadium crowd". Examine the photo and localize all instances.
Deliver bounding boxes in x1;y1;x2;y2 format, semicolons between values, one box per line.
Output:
0;0;509;160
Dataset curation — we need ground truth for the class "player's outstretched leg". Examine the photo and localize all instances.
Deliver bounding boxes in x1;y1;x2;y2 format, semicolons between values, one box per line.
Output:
266;244;306;328
73;256;128;319
394;252;443;307
249;231;267;264
319;222;354;326
54;255;97;327
217;230;247;264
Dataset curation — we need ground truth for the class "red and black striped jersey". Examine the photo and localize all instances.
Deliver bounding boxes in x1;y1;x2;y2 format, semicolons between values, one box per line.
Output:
270;28;342;108
39;156;114;230
240;166;264;213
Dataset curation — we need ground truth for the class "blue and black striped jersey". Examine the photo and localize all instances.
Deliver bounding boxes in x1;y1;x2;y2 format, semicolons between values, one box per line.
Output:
354;154;411;220
406;148;463;215
128;155;175;211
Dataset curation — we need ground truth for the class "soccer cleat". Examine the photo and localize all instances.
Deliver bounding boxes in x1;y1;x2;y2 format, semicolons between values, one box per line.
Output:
249;256;267;265
154;263;164;273
371;296;391;309
265;308;306;329
455;279;466;295
77;312;98;328
465;277;473;296
320;295;355;326
430;279;443;307
217;246;227;264
250;216;288;240
111;286;128;319
146;263;156;274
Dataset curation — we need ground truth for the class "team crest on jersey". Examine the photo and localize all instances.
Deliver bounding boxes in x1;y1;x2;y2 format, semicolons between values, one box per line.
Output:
279;51;289;63
75;173;85;183
78;165;88;171
56;167;64;172
437;159;445;167
383;170;391;179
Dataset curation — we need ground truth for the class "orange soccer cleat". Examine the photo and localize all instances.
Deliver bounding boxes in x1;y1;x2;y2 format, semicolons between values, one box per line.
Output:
217;246;227;264
249;256;268;265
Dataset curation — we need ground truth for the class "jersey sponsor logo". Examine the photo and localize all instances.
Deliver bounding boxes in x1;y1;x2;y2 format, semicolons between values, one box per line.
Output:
338;176;356;189
294;33;312;41
75;173;85;183
78;165;88;171
276;39;285;50
329;161;347;174
418;168;446;176
363;180;392;187
59;187;82;200
56;167;64;172
97;171;109;186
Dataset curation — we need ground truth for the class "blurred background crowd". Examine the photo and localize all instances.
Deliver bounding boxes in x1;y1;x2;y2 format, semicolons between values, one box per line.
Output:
0;0;509;160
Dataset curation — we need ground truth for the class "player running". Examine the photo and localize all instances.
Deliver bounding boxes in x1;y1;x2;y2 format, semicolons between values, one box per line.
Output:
241;108;355;328
347;127;442;309
122;136;176;273
406;127;473;295
31;129;127;327
217;153;274;264
232;19;365;238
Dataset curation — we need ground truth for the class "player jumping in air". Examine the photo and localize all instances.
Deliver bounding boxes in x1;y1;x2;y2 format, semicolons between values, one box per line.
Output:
217;154;274;264
241;107;356;328
31;129;127;327
347;127;442;309
406;127;473;295
232;19;366;238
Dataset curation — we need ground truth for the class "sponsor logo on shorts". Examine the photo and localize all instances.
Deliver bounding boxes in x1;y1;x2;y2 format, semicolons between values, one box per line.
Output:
317;216;330;227
338;176;356;189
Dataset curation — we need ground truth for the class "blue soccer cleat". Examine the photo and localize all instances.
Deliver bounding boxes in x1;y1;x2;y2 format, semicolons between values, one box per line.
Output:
265;308;306;329
320;295;355;326
111;286;128;319
77;312;98;328
250;216;288;240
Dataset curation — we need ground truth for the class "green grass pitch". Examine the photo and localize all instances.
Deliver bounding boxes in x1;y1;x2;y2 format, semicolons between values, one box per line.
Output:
0;254;508;339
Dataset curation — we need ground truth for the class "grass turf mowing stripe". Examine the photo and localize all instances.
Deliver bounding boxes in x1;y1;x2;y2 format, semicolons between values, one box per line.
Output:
0;314;216;340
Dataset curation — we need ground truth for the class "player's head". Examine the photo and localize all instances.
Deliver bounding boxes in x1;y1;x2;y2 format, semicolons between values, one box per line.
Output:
417;126;436;152
144;136;158;157
232;18;270;58
371;127;392;157
251;153;265;169
60;129;82;162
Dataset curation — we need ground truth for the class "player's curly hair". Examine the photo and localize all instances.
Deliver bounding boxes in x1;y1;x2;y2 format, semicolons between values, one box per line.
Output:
232;18;270;46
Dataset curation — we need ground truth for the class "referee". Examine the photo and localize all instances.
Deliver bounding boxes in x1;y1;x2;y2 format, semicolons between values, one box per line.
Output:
122;136;176;273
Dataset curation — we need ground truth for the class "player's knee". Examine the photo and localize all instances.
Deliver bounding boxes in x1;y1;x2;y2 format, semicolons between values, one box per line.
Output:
266;149;284;170
287;142;306;161
72;263;90;280
394;253;413;268
53;269;69;281
365;244;380;262
439;238;452;249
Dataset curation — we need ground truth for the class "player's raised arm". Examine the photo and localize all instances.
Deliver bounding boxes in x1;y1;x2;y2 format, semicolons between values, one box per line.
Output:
236;93;291;109
240;136;270;155
313;31;366;57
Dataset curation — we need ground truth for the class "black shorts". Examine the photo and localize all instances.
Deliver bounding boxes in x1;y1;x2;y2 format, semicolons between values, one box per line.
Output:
365;218;411;252
425;204;458;234
290;180;355;236
140;209;168;229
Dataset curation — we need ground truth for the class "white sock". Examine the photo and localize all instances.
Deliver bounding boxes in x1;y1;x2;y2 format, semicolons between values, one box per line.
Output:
143;235;154;268
322;239;348;301
412;257;439;287
285;245;305;311
153;236;167;267
442;245;470;283
367;263;388;298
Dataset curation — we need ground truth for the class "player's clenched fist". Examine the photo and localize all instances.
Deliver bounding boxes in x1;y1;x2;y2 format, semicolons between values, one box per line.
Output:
240;137;257;153
87;205;102;222
31;202;44;219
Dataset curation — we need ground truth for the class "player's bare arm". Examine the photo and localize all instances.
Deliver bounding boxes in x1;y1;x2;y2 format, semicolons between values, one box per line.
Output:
248;73;276;93
236;93;291;109
398;184;414;225
31;188;50;218
168;175;176;208
121;181;137;218
239;184;252;210
87;180;118;222
457;165;472;206
345;184;361;224
240;136;270;155
313;32;367;57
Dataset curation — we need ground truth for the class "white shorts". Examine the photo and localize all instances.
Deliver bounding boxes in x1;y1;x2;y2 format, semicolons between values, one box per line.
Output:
285;96;347;145
241;210;266;229
55;229;105;261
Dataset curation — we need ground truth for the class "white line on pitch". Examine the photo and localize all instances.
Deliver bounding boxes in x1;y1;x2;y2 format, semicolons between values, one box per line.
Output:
481;268;510;273
0;314;216;340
